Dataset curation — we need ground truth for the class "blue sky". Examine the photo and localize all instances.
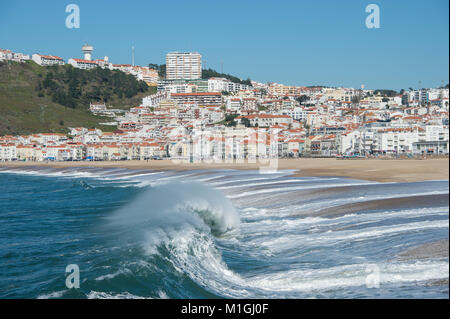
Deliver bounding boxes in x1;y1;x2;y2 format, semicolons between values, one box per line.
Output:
0;0;448;90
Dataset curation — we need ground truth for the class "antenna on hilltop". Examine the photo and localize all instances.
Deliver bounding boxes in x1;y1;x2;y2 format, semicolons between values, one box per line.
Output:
132;45;135;66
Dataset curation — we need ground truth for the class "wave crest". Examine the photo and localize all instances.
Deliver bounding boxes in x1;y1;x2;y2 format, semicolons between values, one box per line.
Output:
109;181;239;238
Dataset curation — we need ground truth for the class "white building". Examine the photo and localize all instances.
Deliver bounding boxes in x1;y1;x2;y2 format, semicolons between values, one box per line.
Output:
94;56;112;69
142;92;168;107
133;66;158;85
111;64;134;73
1;49;30;62
376;128;422;153
68;58;98;70
227;82;251;93
0;49;12;61
32;54;65;66
237;114;293;127
166;52;202;80
0;144;16;161
208;77;230;92
424;125;449;142
163;83;196;94
284;107;308;121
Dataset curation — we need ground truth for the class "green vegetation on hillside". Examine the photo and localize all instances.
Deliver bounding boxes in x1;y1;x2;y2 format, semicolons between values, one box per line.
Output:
372;89;398;97
0;61;152;135
37;63;149;109
148;61;251;86
202;68;251;86
148;63;166;79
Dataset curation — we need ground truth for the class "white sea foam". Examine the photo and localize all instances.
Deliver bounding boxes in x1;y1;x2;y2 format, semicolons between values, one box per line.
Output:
248;260;449;293
253;219;449;253
227;181;379;199
216;177;339;190
37;290;67;299
209;177;272;186
87;291;147;299
239;206;449;235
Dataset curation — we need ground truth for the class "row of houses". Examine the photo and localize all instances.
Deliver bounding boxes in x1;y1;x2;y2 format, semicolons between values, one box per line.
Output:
0;142;165;162
1;122;448;162
0;49;30;62
0;46;159;86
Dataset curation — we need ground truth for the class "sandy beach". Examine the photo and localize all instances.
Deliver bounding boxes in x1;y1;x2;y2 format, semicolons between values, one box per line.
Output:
1;158;448;182
397;239;449;261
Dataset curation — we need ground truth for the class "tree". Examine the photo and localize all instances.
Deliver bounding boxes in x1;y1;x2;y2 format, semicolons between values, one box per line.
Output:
158;64;166;78
295;95;310;104
35;64;148;110
241;117;251;127
201;68;251;86
374;89;397;97
224;114;238;127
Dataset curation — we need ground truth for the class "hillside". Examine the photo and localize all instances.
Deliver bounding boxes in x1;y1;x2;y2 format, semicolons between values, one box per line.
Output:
202;68;252;86
148;63;252;86
0;61;154;136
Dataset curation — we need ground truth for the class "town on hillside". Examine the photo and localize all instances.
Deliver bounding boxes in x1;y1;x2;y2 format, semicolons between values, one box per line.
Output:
1;46;449;162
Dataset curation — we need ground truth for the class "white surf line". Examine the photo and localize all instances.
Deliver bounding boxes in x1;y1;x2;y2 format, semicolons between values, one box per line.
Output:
208;170;298;186
248;259;449;293
239;206;449;234
101;171;165;180
254;219;449;250
0;169;99;178
192;175;226;182
227;181;380;199
154;172;204;181
0;167;160;181
239;213;450;243
209;177;273;186
268;190;450;217
216;177;340;190
323;219;449;242
128;172;215;188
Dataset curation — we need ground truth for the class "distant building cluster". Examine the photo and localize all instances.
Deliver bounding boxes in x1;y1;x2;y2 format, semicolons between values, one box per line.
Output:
157;78;251;94
1;45;159;87
0;48;30;62
1;46;449;162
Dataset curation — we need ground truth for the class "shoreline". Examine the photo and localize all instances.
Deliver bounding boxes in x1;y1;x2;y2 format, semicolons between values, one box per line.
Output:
0;158;448;183
397;239;449;261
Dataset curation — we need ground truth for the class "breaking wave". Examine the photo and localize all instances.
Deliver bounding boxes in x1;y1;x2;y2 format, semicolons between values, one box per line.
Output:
0;167;448;298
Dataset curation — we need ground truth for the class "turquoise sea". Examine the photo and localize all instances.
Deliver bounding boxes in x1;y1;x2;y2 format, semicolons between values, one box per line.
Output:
0;166;448;298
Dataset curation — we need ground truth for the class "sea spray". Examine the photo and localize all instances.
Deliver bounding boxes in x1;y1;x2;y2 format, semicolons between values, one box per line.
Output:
104;181;247;297
107;181;240;246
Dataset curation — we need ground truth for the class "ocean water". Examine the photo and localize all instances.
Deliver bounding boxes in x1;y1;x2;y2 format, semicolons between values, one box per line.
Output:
0;166;448;299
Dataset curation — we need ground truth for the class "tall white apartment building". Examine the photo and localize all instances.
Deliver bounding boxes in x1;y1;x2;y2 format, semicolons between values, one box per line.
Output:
166;52;202;80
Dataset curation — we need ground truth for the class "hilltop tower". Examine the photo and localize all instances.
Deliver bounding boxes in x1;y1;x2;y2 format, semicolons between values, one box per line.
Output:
82;44;94;61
